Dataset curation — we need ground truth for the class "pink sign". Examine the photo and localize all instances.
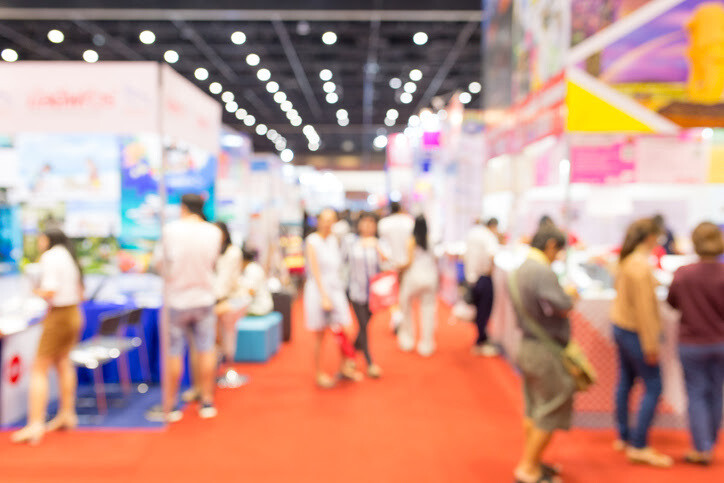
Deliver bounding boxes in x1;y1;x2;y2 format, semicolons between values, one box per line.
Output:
570;141;635;184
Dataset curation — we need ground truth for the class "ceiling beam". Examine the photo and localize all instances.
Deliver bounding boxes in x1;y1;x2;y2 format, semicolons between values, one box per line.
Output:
171;18;237;83
0;9;482;22
361;14;382;163
72;19;145;61
0;23;68;60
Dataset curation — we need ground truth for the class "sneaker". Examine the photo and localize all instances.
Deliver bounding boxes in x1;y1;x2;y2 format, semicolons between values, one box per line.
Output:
417;342;435;357
199;403;218;419
367;364;382;379
397;332;415;352
181;388;200;403
627;446;673;468
480;343;500;357
167;405;184;423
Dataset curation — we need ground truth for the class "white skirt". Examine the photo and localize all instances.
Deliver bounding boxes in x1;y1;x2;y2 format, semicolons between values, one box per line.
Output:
303;281;351;331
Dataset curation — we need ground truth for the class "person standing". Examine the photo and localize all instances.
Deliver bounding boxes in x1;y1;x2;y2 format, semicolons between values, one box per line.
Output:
156;194;222;421
304;208;361;388
240;246;273;317
397;215;438;357
610;218;672;467
12;228;84;445
667;222;724;465
510;226;577;483
345;212;385;378
464;219;500;356
378;201;414;330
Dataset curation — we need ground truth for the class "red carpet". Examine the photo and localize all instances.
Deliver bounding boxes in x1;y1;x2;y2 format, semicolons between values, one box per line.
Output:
1;299;723;482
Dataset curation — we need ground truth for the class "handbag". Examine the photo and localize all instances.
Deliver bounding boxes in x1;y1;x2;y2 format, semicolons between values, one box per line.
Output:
507;271;597;392
368;271;399;314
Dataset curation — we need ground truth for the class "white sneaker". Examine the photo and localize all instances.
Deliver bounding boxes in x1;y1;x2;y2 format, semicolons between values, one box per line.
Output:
199;403;218;419
397;332;415;352
167;405;184;423
480;343;500;357
417;342;435;357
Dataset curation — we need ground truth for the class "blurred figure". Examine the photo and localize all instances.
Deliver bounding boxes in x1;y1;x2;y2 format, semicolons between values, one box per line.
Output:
610;218;672;467
397;215;438;357
12;228;84;445
241;245;273;317
464;218;500;356
653;214;679;255
155;194;222;421
486;217;506;245
510;226;577;483
378;201;414;330
304;208;361;388
668;222;724;465
332;209;352;240
345;212;385;378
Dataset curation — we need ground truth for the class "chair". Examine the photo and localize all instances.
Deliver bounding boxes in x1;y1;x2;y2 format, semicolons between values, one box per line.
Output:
122;308;151;384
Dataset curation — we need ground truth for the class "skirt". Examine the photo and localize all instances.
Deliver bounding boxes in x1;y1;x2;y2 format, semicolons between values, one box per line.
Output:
37;305;83;358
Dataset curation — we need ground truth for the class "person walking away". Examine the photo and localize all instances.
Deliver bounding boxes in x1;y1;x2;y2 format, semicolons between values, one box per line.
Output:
155;194;222;421
345;212;386;378
610;218;672;467
510;226;578;483
241;246;274;316
667;222;724;465
304;208;362;388
378;201;414;330
464;219;500;356
397;215;438;357
12;229;84;445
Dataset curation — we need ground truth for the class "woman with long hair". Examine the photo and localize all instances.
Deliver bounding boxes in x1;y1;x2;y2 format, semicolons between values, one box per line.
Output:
12;228;84;445
610;218;672;467
397;215;438;357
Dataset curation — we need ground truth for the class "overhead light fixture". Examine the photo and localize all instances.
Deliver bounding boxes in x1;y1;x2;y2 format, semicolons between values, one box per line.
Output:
274;91;287;104
342;140;354;152
280;149;294;163
256;124;268;136
225;101;238;113
386;108;399;119
389;78;402;89
408;115;421;127
400;92;413;104
246;53;260;66
235;109;247;120
319;69;333;81
194;67;209;81
163;50;179;64
139;30;155;45
266;81;279;93
308;143;320;152
286;109;298;120
459;92;472;104
338;117;350;127
413;32;428;45
290;117;302;127
373;135;388;149
1;48;18;62
267;129;278;140
404;82;417;94
243;115;256;126
384;118;395;127
326;92;339;104
230;31;246;45
82;49;99;63
257;68;271;81
322;31;337;45
409;69;423;81
209;82;222;94
336;109;348;119
47;29;64;44
221;91;235;103
275;139;287;151
302;125;316;136
280;100;293;111
469;81;482;94
323;81;336;93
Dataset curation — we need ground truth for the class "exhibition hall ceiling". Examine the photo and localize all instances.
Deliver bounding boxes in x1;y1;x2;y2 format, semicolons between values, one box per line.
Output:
0;2;483;160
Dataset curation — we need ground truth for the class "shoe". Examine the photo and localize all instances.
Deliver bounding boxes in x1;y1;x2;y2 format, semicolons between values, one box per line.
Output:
613;439;628;452
181;388;200;403
340;361;364;382
684;451;713;466
167;404;184;423
397;332;415;352
46;413;78;432
199;403;218;419
316;373;336;389
417;341;435;357
479;343;500;357
10;423;44;445
367;364;382;379
626;446;673;468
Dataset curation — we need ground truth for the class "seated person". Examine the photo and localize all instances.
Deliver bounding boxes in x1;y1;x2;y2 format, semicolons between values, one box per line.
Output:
241;246;274;317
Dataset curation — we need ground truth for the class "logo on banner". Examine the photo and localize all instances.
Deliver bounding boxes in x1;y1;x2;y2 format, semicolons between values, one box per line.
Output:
7;355;22;384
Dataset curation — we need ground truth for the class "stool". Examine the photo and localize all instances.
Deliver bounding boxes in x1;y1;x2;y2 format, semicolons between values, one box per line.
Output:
234;312;283;362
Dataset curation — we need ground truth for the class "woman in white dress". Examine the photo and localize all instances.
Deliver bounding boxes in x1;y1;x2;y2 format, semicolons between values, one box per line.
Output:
305;208;361;388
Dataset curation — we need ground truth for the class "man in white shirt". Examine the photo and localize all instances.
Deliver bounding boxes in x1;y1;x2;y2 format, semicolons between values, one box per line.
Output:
378;202;415;330
155;194;222;421
464;218;500;356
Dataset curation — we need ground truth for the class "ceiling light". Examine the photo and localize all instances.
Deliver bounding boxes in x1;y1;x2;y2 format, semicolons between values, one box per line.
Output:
164;50;179;64
373;135;388;149
323;81;336;93
209;82;222;94
256;124;268;136
235;109;247;120
297;21;311;36
230;31;246;45
267;129;278;140
257;68;271;81
290;117;302;126
384;118;395;127
338;118;350;127
389;78;402;89
322;31;337;45
280;100;293;111
221;91;235;103
319;69;333;81
408;115;421;127
280;149;294;163
469;81;482;94
274;91;287;103
244;115;256;126
225;101;238;113
386;108;399;119
276;140;287;151
266;81;279;93
303;125;315;136
82;49;99;63
336;109;348;119
47;29;64;44
400;92;413;104
326;92;339;104
309;143;320;152
246;53;260;66
287;109;298;118
409;69;423;81
194;67;209;80
459;92;472;104
404;82;417;94
413;32;428;45
139;30;155;45
1;48;18;62
342;140;354;152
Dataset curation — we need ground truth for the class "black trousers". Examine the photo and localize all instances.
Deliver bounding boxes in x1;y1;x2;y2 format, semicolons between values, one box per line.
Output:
471;275;494;345
351;301;373;365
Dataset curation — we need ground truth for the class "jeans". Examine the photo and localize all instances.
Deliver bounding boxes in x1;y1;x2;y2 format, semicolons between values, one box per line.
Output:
351;301;373;365
679;343;724;452
613;325;663;449
471;275;494;345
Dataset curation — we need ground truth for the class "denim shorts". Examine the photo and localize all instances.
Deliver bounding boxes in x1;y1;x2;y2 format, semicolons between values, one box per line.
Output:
168;305;216;357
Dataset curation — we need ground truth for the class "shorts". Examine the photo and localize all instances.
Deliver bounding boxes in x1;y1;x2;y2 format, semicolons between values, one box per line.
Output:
517;338;576;432
37;305;83;358
169;305;216;357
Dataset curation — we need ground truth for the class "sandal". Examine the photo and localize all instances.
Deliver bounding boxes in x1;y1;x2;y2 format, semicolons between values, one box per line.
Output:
626;446;673;468
316;373;336;389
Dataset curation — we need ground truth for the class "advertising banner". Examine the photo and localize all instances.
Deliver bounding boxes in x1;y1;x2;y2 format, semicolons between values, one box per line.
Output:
483;0;514;109
569;134;636;183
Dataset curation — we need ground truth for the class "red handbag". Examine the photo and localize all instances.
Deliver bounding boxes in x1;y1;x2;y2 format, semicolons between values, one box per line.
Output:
368;271;399;313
